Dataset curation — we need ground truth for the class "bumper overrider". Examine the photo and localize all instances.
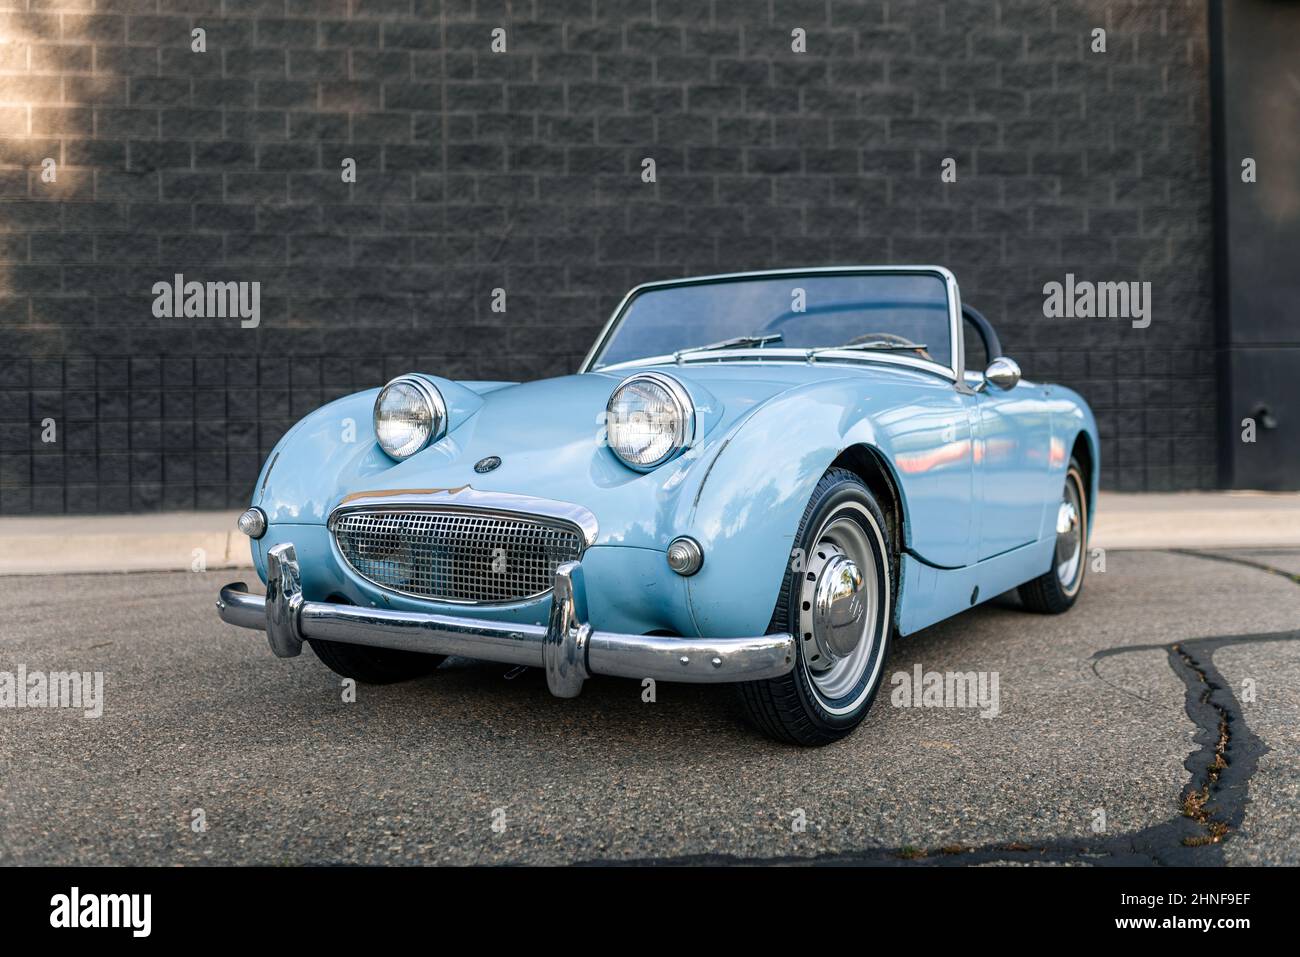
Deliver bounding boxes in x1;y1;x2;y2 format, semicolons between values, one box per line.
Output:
216;542;796;698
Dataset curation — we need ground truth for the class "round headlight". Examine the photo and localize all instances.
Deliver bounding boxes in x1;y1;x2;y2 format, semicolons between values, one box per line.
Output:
373;375;446;461
605;372;695;471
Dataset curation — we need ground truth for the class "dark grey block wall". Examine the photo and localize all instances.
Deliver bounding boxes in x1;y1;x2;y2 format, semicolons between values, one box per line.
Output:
0;0;1215;513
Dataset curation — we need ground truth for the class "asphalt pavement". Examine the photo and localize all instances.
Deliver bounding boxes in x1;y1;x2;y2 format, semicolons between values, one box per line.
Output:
1;547;1297;865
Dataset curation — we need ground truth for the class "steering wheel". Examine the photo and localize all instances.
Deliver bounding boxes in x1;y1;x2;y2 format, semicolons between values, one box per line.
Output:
844;331;934;361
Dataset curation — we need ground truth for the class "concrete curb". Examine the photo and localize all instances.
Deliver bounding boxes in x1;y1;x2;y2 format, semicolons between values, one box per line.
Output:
1;492;1299;576
0;512;251;576
1091;491;1300;551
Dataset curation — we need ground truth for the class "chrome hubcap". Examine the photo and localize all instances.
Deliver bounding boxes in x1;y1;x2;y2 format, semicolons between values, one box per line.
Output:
798;511;880;701
1055;482;1083;588
811;550;866;663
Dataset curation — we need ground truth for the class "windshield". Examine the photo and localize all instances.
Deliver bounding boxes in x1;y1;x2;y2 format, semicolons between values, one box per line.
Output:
589;272;953;371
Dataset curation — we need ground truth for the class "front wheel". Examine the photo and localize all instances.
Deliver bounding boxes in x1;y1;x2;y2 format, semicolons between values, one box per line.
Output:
308;638;445;684
737;468;896;747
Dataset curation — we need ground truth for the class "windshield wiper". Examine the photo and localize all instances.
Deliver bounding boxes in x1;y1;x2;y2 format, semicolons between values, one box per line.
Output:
807;340;927;358
674;333;783;361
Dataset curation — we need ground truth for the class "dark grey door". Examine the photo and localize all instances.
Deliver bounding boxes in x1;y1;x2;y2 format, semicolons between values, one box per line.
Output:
1212;0;1300;489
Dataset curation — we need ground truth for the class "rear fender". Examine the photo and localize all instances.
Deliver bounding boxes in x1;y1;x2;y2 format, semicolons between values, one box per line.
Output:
1045;385;1100;537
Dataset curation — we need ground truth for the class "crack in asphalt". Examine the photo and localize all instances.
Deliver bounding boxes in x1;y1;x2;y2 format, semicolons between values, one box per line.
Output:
577;549;1297;867
1169;548;1300;585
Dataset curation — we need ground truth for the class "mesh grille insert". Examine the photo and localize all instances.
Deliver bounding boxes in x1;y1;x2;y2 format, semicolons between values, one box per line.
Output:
332;509;584;603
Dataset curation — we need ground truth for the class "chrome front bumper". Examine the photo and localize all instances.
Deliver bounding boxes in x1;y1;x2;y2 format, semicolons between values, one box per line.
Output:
216;542;796;698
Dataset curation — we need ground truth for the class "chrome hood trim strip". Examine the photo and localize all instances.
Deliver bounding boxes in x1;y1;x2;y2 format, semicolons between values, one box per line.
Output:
328;486;599;547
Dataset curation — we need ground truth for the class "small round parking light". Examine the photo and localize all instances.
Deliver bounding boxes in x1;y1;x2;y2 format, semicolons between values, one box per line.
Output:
238;506;267;539
666;536;704;576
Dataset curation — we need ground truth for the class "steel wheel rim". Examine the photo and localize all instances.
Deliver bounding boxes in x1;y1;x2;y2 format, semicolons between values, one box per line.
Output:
1055;473;1084;592
798;505;882;705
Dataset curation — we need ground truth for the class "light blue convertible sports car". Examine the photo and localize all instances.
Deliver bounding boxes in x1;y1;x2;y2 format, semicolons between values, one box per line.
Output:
217;267;1098;745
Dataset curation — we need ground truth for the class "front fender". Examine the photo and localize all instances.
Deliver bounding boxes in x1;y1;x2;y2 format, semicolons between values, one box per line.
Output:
675;374;976;638
253;375;488;528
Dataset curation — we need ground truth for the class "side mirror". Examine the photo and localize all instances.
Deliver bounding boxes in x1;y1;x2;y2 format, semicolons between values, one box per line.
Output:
978;356;1021;392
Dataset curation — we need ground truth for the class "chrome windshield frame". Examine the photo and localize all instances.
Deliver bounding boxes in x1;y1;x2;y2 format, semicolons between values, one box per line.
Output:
579;266;964;383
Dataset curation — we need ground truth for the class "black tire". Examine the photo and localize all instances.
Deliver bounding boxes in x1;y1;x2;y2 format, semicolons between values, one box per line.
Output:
307;638;445;685
1017;457;1088;614
736;468;896;747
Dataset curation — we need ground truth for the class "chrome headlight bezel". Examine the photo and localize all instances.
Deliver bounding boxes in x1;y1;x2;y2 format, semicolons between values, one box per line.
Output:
605;371;697;472
373;375;447;461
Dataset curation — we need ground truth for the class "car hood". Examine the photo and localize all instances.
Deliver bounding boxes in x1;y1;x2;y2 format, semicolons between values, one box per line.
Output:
257;360;934;549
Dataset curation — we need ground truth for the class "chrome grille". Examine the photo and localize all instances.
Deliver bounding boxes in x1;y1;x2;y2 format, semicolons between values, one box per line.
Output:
331;508;584;604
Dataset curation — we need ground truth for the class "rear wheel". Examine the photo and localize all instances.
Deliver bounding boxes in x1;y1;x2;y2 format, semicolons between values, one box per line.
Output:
1018;458;1088;614
737;469;895;747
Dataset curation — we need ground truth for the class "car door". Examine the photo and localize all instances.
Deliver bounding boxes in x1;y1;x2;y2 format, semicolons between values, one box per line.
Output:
881;380;981;568
971;379;1054;560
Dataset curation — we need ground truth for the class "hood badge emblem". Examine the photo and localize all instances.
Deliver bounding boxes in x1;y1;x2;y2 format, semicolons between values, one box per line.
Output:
474;456;502;474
